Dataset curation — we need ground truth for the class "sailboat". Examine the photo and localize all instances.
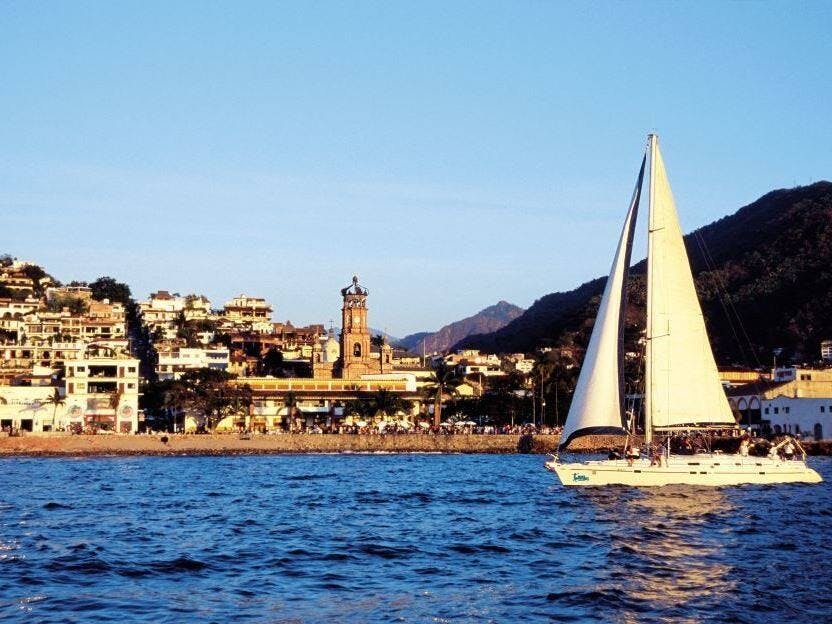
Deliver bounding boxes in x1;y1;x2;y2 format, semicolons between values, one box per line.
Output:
546;134;822;486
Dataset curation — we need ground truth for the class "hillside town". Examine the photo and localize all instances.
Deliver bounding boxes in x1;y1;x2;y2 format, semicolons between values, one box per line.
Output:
2;255;832;441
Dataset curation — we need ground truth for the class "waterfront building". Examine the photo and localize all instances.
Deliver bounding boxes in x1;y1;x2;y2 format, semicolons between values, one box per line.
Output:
0;384;66;433
726;366;832;438
760;396;832;440
822;340;832;362
64;355;140;432
224;374;420;432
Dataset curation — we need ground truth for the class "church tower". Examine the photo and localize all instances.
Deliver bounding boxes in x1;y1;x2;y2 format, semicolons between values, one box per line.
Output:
339;276;375;379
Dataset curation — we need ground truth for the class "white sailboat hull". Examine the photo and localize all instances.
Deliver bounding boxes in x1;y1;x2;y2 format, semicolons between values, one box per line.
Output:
546;455;822;487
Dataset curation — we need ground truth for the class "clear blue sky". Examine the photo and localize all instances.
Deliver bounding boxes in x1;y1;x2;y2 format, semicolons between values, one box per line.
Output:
2;2;830;336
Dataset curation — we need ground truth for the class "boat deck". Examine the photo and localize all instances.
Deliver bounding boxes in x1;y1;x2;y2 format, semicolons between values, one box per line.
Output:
547;453;822;486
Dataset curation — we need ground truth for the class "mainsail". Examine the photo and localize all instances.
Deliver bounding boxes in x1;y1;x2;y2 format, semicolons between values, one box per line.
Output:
644;134;736;439
558;155;645;451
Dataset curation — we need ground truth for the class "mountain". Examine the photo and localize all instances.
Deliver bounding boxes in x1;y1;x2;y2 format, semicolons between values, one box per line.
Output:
399;301;525;353
456;181;832;365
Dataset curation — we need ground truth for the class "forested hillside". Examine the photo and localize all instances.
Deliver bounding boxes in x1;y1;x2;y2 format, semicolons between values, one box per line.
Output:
457;181;832;366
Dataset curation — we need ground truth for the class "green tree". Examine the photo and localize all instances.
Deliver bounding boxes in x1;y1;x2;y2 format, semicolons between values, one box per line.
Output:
175;368;252;431
89;276;132;304
262;348;284;376
46;296;89;315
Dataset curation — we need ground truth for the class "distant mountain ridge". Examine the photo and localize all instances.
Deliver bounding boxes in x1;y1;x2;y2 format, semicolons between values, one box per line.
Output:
456;181;832;365
399;301;524;353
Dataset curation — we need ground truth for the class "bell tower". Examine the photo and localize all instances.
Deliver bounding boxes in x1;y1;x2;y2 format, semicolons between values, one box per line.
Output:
339;276;374;379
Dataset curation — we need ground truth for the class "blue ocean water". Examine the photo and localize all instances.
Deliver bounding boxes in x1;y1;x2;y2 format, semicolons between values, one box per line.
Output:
1;454;830;623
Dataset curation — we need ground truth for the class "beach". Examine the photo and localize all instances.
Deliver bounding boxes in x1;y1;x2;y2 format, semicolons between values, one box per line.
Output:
0;433;609;457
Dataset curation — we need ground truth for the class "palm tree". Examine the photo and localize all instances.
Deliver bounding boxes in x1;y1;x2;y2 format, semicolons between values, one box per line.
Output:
532;353;556;426
371;334;390;373
368;389;412;421
104;389;123;432
42;387;65;431
283;392;300;430
427;361;460;427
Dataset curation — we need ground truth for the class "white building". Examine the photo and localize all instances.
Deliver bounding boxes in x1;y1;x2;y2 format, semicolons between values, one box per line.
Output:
822;340;832;362
64;356;140;433
139;291;187;341
727;366;832;439
0;385;66;433
762;396;832;440
156;347;230;380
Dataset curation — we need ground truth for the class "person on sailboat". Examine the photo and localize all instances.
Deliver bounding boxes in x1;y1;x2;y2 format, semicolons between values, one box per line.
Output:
625;444;640;466
739;437;750;458
649;443;662;467
783;439;795;461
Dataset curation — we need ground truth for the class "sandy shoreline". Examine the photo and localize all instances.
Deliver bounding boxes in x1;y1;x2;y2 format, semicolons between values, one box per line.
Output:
2;433;829;457
0;433;605;457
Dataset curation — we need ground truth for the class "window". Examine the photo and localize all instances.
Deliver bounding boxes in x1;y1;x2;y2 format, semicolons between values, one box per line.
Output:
353;343;362;357
784;407;790;414
128;367;136;373
822;406;826;413
764;407;769;415
127;383;135;390
774;407;779;414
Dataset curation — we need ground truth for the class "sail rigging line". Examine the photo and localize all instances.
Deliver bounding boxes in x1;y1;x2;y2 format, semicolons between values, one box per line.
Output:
695;230;763;368
691;231;752;367
692;229;766;427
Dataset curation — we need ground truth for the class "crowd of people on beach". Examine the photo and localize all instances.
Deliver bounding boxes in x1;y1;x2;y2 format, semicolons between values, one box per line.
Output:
189;422;562;436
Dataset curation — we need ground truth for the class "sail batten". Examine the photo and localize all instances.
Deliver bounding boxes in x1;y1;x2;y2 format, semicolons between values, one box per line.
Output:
644;135;736;439
558;155;645;451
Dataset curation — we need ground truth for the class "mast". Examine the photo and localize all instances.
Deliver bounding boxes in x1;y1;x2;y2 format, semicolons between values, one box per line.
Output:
645;134;657;444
